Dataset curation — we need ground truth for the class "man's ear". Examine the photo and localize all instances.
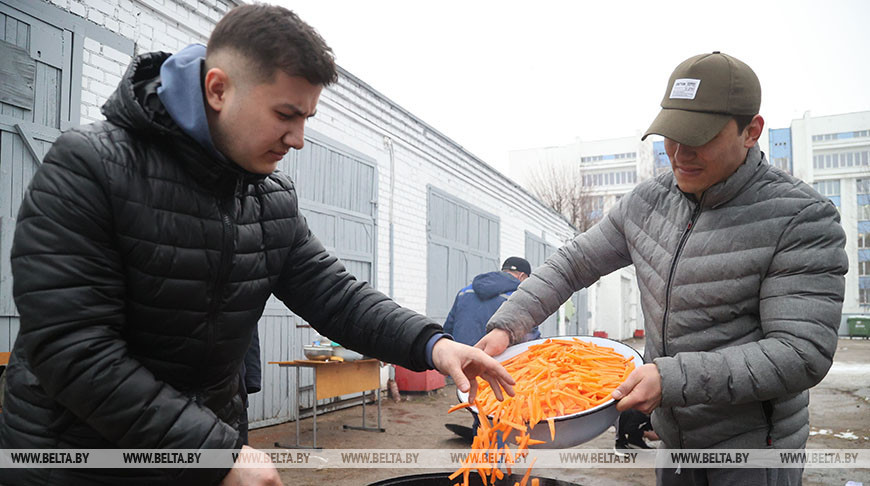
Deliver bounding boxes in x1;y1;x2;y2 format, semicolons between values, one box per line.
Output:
204;67;230;112
743;114;765;149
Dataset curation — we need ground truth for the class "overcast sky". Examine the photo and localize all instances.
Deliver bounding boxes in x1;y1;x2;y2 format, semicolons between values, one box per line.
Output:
274;0;870;174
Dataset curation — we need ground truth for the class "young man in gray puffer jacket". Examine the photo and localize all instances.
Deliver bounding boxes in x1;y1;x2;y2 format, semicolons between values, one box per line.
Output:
477;52;848;485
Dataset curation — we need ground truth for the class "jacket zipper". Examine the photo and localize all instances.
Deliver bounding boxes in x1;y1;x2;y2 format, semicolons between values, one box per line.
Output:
207;178;240;350
662;195;704;357
661;195;703;450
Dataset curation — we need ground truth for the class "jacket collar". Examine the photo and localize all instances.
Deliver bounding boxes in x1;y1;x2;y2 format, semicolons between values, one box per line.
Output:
674;144;767;208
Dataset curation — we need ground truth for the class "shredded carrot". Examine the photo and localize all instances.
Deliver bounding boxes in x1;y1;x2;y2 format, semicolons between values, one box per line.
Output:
519;458;537;486
447;338;635;484
447;402;473;414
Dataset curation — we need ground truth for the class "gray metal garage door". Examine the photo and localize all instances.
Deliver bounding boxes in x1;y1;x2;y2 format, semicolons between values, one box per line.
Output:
524;231;588;336
524;232;559;337
0;1;131;352
426;187;500;324
249;130;378;428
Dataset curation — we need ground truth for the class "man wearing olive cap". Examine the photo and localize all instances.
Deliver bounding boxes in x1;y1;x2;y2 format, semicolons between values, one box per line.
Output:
478;52;847;484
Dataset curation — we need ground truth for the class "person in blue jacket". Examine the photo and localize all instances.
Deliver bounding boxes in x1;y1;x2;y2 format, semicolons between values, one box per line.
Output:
443;257;540;442
443;257;540;347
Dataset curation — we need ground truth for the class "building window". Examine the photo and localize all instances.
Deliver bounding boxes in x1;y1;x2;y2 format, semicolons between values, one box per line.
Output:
858;233;870;249
813;180;841;197
862;288;870;305
581;151;636;163
584;170;640;188
860;261;870;277
813;150;870;170
859;179;870;195
813;130;870;142
593;196;605;211
813;180;842;208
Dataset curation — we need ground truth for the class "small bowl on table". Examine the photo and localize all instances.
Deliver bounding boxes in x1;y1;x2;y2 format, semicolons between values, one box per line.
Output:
303;345;333;361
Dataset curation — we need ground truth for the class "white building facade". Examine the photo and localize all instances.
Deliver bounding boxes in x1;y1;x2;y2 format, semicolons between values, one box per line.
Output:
0;0;577;428
769;111;870;326
509;135;658;341
507;111;870;342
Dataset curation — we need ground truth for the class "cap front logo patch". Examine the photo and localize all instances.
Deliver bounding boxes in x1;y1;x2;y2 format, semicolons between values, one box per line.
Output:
669;78;701;100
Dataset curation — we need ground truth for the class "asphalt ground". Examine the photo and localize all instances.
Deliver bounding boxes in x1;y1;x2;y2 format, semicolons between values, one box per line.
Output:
249;337;870;486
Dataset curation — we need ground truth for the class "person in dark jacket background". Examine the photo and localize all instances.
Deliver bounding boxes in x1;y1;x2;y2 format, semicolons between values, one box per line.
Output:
443;257;539;442
0;5;514;486
443;257;540;346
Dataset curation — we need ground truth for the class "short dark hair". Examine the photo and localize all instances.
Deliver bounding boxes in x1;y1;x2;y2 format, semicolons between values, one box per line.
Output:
734;114;755;134
207;4;338;86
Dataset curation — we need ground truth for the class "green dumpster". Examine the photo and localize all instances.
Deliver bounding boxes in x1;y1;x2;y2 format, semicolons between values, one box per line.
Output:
847;316;870;339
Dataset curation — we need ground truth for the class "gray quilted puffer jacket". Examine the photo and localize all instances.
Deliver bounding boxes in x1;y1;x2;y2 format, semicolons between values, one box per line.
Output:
487;145;847;449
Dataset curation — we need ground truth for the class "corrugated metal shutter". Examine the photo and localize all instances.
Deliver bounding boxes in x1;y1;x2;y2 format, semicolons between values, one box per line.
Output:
524;232;560;337
571;287;588;336
524;232;588;336
249;130;378;428
426;187;500;324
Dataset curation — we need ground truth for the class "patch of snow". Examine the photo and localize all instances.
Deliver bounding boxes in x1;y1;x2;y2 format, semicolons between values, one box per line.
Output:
827;363;870;375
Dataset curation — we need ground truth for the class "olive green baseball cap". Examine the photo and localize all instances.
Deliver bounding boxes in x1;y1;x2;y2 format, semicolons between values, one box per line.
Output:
642;51;760;146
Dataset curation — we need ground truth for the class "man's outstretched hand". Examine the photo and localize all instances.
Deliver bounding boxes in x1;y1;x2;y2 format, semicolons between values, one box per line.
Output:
220;445;282;486
431;338;515;403
474;328;511;357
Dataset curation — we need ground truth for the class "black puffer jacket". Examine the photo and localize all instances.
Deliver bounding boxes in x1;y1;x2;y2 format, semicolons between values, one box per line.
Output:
0;52;441;485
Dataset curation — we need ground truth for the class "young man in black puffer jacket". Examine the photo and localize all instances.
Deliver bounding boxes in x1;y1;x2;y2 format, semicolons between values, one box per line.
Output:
0;5;514;485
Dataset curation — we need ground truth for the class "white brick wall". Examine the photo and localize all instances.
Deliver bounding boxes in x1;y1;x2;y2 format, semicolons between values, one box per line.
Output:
48;0;579;324
309;75;576;316
47;0;236;124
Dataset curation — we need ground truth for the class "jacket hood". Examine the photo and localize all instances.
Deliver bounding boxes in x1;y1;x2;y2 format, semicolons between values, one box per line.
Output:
471;271;521;300
101;51;265;192
102;51;174;135
157;44;227;162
